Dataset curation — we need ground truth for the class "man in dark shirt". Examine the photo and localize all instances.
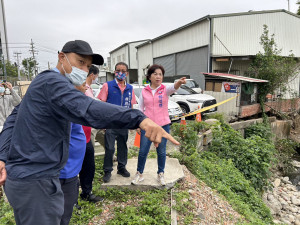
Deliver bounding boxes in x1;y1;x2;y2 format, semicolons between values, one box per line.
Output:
0;40;179;225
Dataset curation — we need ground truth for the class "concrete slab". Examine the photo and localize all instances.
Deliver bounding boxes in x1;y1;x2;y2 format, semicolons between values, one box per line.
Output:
101;158;185;191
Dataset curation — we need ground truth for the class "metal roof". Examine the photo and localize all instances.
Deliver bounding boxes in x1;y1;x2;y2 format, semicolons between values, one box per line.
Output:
202;72;268;83
109;39;150;54
136;9;300;49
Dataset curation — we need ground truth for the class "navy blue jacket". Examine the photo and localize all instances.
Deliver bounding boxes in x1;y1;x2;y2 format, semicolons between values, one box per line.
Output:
0;69;146;179
106;80;133;108
59;123;86;179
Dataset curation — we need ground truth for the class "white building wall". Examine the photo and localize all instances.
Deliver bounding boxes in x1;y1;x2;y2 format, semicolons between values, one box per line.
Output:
128;41;147;69
110;46;128;71
137;43;153;84
152;20;210;58
212;12;300;57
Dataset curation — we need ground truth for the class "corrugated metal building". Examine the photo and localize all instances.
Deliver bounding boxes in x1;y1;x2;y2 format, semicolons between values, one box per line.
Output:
109;40;149;83
136;9;300;99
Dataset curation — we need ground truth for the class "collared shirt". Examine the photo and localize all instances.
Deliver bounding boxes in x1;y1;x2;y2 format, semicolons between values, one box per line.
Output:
138;84;176;112
98;79;137;105
0;69;146;179
85;84;94;98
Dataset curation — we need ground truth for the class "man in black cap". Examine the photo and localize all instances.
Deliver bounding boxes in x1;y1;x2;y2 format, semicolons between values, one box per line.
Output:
0;40;179;225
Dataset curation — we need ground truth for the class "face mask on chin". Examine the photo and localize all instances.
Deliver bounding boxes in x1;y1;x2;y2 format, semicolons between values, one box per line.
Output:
62;54;88;86
115;72;126;81
92;78;97;84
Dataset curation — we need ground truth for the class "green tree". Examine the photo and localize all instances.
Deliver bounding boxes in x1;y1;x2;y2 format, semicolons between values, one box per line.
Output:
0;60;18;78
248;25;299;119
297;0;300;15
22;57;36;79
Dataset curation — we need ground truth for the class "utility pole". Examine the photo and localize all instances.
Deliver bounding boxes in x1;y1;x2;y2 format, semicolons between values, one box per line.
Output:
26;60;30;80
29;39;38;78
14;52;22;80
287;0;290;11
48;61;50;69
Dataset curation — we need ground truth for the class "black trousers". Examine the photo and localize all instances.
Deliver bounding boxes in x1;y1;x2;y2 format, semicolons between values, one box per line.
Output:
79;140;95;196
60;176;79;225
4;177;64;225
103;129;128;173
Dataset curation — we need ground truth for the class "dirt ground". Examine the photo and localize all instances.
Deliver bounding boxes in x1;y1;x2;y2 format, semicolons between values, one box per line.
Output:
90;165;242;225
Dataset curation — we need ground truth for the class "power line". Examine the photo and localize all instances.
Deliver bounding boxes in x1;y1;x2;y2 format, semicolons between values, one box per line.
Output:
1;42;30;44
35;44;57;52
35;47;57;55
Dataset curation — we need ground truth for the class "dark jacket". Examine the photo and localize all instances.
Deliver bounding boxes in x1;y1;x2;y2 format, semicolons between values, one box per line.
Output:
0;69;146;180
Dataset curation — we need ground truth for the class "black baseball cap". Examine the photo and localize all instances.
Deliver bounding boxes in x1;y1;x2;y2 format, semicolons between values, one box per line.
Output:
61;40;104;65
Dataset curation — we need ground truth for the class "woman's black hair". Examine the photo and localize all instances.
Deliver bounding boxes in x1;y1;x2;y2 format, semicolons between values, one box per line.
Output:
88;65;99;76
146;64;165;82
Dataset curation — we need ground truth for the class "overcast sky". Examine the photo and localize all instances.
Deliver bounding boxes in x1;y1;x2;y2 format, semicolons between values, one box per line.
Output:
3;0;299;71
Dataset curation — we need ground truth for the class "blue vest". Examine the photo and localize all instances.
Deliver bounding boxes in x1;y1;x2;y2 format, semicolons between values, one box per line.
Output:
106;80;133;108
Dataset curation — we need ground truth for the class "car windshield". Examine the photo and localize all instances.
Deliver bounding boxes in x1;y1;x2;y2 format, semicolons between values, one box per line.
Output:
175;85;198;95
185;80;199;88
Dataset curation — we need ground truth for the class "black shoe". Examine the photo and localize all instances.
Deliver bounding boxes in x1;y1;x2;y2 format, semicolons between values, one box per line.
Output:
81;192;104;203
117;168;130;177
103;172;111;183
74;202;81;210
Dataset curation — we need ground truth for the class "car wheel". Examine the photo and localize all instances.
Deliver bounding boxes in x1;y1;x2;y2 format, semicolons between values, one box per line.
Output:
179;104;189;114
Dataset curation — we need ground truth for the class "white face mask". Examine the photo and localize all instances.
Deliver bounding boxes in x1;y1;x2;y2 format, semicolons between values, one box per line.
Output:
62;54;88;86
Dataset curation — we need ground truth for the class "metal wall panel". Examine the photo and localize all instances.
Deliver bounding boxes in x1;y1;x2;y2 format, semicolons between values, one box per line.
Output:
153;54;175;77
152;20;210;58
204;91;240;117
212;60;252;75
279;72;300;99
212;12;300;57
176;47;208;88
137;43;153;84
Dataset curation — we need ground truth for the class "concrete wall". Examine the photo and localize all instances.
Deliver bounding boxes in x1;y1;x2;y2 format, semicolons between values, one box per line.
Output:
229;117;291;140
240;98;300;118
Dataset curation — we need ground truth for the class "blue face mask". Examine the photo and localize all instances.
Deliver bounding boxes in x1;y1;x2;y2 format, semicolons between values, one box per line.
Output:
62;54;88;86
115;72;126;81
0;87;5;93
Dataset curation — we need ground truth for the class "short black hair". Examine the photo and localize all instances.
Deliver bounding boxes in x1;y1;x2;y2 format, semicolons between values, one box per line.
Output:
146;64;165;82
88;65;99;76
115;62;128;71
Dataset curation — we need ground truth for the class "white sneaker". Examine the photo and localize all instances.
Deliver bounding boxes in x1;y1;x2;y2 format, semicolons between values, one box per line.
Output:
157;172;166;186
131;172;144;185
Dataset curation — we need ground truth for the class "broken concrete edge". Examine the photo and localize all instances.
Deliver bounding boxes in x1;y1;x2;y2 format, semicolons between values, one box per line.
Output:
100;176;185;191
171;188;178;225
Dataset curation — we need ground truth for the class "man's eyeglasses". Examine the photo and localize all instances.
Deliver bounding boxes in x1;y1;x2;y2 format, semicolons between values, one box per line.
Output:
115;70;127;73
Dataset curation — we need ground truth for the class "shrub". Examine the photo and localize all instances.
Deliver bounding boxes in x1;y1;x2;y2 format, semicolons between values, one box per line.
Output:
274;139;298;175
173;151;273;224
244;122;273;141
209;123;276;191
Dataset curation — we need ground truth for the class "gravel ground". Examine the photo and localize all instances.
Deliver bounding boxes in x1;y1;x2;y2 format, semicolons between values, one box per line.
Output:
89;165;242;225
